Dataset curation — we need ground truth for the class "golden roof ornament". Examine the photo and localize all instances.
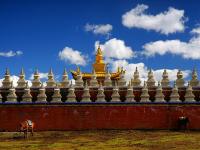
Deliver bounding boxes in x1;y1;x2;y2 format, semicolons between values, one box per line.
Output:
71;46;123;82
97;45;103;55
117;67;121;73
77;66;81;74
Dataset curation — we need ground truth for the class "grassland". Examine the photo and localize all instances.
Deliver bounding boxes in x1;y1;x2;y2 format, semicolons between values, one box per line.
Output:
0;130;200;150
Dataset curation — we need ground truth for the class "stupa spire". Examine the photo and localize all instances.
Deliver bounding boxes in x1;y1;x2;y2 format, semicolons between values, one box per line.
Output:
2;68;12;88
176;70;185;87
140;81;151;102
90;68;98;87
185;82;195;102
61;68;69;88
97;45;103;55
17;68;26;88
36;83;47;102
104;68;112;87
155;81;165;102
147;69;155;87
46;68;56;88
31;68;41;88
170;81;181;102
131;67;141;87
111;81;120;102
52;83;62;103
96;82;105;102
6;81;17;103
82;82;91;102
126;81;135;102
161;69;170;87
190;68;199;87
22;81;32;102
93;45;105;72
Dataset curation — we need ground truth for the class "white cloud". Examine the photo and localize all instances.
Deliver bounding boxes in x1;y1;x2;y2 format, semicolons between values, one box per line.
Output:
58;47;87;66
122;4;186;35
0;50;23;57
95;38;134;60
142;27;200;59
29;72;48;80
191;26;200;34
109;59;190;85
85;23;112;36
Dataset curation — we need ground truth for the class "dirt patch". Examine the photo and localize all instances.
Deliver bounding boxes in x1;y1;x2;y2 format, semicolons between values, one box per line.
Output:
0;130;200;150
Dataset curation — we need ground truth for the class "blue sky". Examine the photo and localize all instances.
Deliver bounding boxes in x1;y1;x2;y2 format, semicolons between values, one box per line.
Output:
0;0;200;84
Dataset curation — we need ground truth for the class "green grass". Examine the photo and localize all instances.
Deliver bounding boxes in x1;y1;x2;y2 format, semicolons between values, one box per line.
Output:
0;130;200;150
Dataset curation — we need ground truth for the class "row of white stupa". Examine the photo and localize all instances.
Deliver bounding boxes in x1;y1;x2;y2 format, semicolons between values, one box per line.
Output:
0;67;199;89
0;68;198;103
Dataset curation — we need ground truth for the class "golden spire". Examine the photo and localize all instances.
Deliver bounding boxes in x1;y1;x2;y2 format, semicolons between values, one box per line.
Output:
97;45;103;55
77;66;81;74
95;45;104;64
93;45;105;72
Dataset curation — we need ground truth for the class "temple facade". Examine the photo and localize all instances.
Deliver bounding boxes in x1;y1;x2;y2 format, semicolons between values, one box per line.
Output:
0;46;200;103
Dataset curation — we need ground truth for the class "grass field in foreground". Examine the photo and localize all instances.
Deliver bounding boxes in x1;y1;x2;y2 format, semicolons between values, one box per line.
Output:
0;130;200;150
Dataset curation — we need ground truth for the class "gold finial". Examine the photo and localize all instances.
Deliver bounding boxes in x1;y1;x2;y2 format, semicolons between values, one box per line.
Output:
117;67;121;72
49;68;53;75
5;68;10;75
63;68;67;75
97;45;102;55
77;66;81;74
92;68;96;74
20;68;25;75
34;68;39;75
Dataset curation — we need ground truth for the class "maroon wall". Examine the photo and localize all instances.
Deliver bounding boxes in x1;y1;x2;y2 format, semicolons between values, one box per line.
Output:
0;104;200;131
